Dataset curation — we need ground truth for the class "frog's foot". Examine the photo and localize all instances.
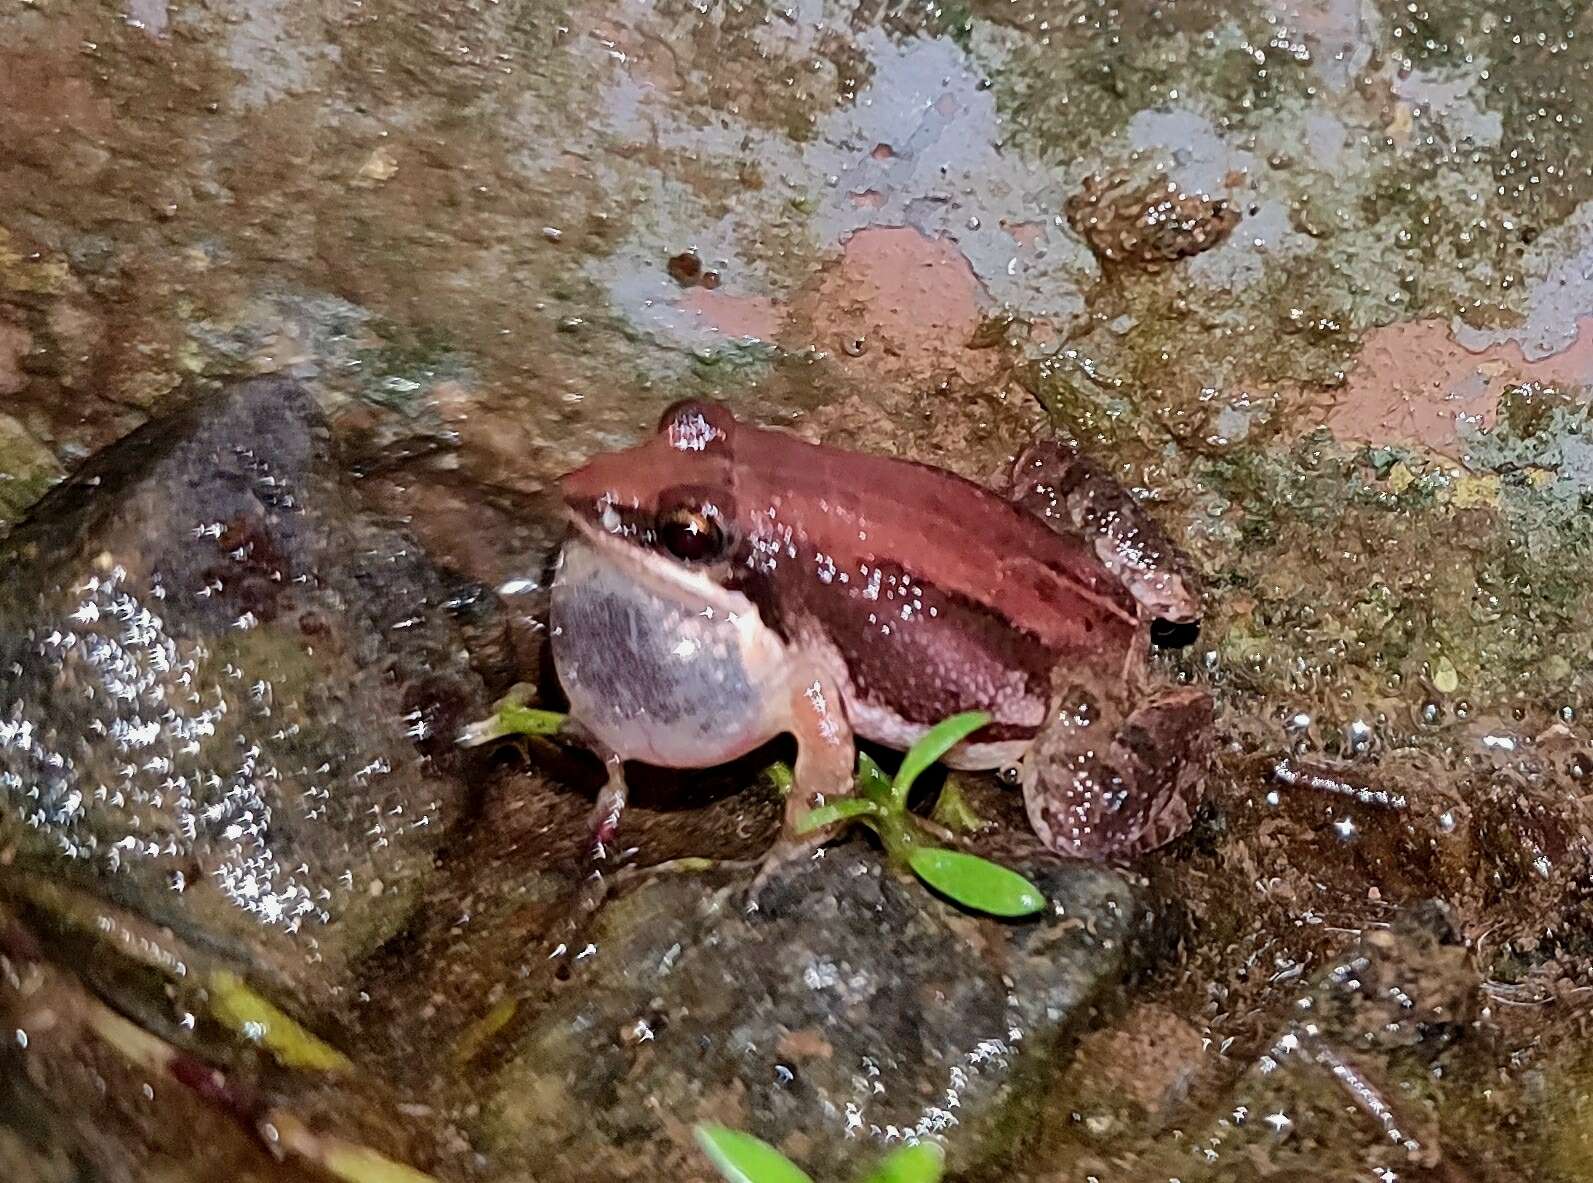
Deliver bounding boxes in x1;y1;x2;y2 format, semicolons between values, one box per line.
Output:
742;774;853;909
1022;685;1213;859
571;726;630;864
1007;439;1202;625
587;765;628;864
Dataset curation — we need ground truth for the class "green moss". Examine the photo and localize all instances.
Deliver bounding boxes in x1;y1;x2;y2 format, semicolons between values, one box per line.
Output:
354;321;472;412
0;414;63;528
989;4;1321;162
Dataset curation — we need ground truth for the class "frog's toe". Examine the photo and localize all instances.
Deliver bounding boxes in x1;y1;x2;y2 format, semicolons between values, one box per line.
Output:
742;831;831;912
1024;687;1213;859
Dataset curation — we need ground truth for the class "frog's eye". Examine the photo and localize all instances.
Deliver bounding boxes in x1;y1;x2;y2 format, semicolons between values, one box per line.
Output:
656;506;727;563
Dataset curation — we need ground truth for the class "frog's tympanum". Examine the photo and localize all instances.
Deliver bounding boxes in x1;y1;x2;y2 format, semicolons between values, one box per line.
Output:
549;400;1213;868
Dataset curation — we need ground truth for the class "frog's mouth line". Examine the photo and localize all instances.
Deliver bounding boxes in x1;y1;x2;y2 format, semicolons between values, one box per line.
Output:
561;511;764;632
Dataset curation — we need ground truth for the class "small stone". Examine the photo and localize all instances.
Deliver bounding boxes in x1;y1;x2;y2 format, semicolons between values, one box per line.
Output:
666;251;703;287
1433;656;1459;695
355;145;399;185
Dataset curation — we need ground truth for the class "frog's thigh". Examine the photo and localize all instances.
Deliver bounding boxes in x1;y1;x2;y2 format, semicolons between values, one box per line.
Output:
1023;685;1212;858
1008;440;1200;624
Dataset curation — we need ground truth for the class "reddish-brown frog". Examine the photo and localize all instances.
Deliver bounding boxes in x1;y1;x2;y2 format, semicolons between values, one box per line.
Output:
543;399;1213;865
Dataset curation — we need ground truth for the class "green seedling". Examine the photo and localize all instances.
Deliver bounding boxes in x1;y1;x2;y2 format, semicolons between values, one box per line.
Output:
461;697;1045;919
456;695;567;747
694;1124;945;1183
796;711;1046;918
928;777;986;834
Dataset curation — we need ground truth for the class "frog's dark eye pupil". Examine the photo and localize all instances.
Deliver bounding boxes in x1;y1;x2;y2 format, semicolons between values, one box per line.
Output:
657;508;725;562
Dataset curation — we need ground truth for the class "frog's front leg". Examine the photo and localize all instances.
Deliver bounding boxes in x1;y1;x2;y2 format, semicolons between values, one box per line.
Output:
750;661;859;892
558;718;629;861
458;690;634;862
1021;676;1213;858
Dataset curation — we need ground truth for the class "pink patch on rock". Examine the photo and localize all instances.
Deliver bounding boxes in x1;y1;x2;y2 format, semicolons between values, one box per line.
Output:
1322;317;1593;454
785;225;993;388
818;225;982;348
677;289;785;342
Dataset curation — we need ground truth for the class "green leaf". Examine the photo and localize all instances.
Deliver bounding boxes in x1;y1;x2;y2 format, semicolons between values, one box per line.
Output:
928;777;986;834
907;847;1046;918
857;1141;946;1183
494;706;569;736
856;750;893;802
694;1125;813;1183
764;761;795;798
456;705;568;746
322;1144;441;1183
890;711;990;810
796;797;883;835
208;971;351;1071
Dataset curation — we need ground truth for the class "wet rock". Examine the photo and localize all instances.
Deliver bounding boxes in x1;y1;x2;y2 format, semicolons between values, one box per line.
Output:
0;412;62;527
0;319;28;396
1030;905;1478;1179
0;375;486;999
478;845;1147;1180
1068;1003;1208;1129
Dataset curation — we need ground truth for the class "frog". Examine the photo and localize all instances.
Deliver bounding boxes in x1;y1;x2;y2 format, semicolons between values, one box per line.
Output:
525;398;1213;869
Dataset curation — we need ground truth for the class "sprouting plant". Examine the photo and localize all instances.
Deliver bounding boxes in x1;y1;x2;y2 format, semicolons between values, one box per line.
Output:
461;696;1047;919
694;1123;945;1183
793;711;1046;919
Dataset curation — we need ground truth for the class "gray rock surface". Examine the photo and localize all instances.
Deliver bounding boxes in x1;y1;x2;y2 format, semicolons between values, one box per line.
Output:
0;375;486;998
479;845;1144;1180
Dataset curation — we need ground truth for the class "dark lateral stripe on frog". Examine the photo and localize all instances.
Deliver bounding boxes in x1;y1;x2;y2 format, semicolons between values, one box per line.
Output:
732;558;1063;743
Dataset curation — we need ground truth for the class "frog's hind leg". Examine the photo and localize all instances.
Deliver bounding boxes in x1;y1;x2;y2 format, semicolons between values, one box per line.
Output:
1006;439;1201;624
1022;684;1213;859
